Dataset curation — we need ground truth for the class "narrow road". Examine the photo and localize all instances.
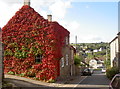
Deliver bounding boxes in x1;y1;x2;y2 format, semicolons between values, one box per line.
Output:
4;70;110;89
74;70;110;89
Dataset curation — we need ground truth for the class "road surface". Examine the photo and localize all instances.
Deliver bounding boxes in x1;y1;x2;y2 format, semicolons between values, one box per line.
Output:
74;70;110;89
4;70;110;89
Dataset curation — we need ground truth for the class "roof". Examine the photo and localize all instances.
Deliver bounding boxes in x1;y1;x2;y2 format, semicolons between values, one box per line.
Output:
94;57;104;61
2;5;69;36
2;5;47;33
81;61;89;66
110;32;120;44
117;32;120;35
109;36;118;44
70;45;76;53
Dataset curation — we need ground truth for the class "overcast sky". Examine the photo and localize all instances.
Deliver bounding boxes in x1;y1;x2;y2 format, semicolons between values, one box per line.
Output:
0;0;119;43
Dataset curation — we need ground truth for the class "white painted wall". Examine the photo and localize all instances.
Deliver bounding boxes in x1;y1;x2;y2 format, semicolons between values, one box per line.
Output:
110;37;119;67
89;59;97;69
89;59;104;69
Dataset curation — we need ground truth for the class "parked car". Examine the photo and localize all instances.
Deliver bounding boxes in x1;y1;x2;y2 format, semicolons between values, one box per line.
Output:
82;69;92;76
109;74;120;89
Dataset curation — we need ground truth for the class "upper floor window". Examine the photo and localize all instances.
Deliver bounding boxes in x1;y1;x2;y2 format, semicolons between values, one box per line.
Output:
61;57;64;67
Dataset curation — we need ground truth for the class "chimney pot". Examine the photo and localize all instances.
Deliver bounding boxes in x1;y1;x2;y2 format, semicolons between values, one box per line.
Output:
47;15;52;22
24;0;30;6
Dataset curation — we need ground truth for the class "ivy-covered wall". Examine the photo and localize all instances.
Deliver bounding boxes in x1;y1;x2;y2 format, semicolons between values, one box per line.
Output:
2;5;69;81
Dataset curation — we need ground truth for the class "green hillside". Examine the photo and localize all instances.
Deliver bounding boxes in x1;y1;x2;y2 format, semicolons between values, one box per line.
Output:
71;42;110;67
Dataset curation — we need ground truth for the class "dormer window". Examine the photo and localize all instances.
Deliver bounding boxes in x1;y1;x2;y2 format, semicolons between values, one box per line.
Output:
35;54;42;63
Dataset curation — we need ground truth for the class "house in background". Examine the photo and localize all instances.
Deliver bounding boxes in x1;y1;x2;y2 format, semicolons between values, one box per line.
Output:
93;49;99;53
89;58;104;69
110;32;120;72
2;0;75;81
110;35;119;67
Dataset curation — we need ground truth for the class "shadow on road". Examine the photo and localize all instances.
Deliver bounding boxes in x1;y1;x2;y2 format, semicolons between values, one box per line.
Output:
4;78;46;87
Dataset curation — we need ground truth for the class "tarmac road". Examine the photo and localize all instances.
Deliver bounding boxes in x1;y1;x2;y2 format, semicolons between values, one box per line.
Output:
3;70;110;89
74;70;110;89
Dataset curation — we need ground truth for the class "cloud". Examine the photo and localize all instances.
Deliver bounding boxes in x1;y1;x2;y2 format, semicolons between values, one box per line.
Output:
49;0;72;19
85;5;89;8
0;0;73;27
0;0;22;4
59;20;81;43
0;0;113;43
59;20;104;43
0;1;22;27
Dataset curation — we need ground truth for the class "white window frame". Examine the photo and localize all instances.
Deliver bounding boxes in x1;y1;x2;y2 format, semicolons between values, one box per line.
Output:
66;54;69;65
61;57;64;67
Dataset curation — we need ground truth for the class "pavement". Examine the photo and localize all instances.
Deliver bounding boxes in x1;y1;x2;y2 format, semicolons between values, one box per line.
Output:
4;74;86;88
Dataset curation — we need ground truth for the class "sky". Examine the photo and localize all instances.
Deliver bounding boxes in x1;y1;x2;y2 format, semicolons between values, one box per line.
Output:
0;0;119;43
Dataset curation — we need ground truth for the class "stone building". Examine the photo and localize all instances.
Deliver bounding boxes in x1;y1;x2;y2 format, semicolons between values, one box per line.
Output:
110;33;120;68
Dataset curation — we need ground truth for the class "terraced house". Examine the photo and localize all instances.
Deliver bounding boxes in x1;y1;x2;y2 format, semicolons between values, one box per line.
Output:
110;32;120;71
2;0;75;81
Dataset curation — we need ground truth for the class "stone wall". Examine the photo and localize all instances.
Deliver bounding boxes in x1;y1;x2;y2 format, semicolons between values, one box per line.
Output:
59;45;71;79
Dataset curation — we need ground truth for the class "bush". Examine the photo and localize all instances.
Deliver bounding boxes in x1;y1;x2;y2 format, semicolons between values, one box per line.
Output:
47;78;55;83
7;71;15;75
26;71;35;77
74;54;83;65
106;67;119;80
20;73;26;77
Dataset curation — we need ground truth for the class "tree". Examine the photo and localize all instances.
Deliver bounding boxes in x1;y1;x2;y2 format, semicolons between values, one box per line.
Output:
74;54;83;66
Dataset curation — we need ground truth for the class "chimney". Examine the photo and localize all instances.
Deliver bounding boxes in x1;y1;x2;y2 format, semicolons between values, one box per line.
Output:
24;0;30;6
47;15;52;22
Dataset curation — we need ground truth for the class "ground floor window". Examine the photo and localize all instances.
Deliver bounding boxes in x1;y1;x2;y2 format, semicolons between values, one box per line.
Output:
35;54;42;63
61;57;64;67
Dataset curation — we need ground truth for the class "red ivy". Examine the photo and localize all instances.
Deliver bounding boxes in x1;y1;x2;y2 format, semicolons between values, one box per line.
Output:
2;5;69;81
